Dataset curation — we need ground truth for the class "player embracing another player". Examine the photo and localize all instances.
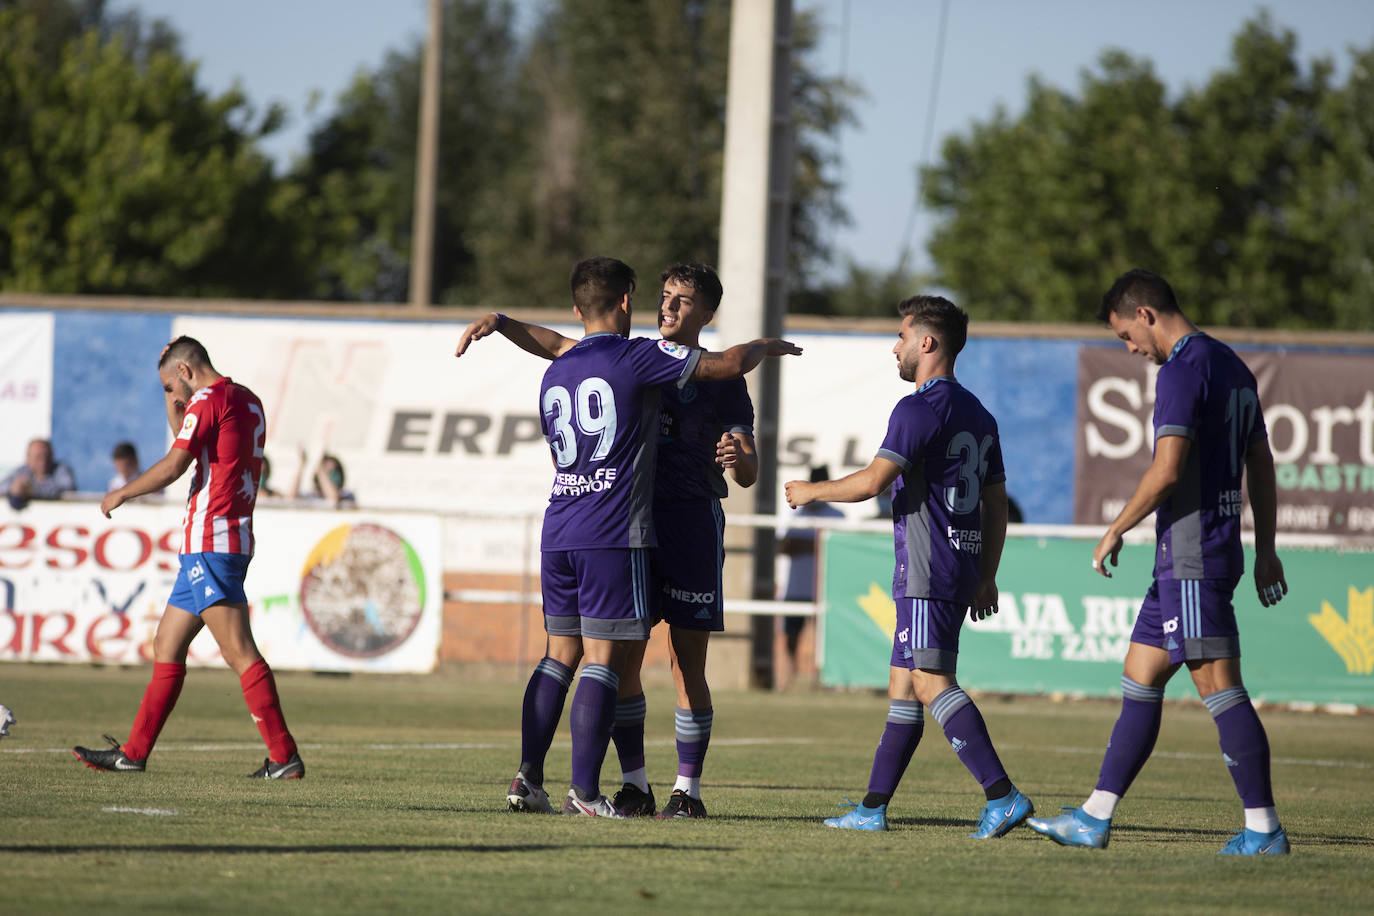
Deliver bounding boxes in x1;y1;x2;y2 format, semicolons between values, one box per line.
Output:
459;262;758;818
461;256;799;817
73;336;303;780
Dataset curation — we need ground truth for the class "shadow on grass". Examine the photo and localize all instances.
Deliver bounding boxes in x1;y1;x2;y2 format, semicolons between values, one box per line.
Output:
1112;824;1374;847
1;841;738;855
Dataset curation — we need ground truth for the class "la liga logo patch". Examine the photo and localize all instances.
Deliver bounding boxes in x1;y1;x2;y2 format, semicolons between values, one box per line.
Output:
657;340;690;359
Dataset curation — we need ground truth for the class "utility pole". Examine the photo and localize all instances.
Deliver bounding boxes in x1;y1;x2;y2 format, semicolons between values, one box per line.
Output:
718;0;794;688
408;0;442;310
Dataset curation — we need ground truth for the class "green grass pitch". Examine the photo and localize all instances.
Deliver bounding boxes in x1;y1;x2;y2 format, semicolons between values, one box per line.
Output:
2;663;1371;913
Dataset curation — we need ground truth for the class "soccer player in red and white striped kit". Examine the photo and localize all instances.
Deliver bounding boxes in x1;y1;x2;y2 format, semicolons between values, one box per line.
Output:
74;336;303;779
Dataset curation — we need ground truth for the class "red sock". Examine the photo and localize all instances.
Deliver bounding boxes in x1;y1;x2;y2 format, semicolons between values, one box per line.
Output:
239;658;297;763
123;662;187;760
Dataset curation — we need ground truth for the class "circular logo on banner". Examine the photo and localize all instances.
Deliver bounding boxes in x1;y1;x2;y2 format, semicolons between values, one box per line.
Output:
298;524;427;658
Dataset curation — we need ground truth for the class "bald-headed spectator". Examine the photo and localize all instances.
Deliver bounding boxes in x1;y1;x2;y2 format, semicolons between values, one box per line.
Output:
5;438;76;510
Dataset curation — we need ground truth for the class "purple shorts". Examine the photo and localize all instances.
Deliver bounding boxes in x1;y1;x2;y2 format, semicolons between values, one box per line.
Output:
889;596;962;673
541;548;654;641
1131;576;1241;664
651;500;725;632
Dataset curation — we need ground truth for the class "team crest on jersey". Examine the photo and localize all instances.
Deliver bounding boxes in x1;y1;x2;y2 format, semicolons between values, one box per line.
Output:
178;412;198;441
657;340;690;360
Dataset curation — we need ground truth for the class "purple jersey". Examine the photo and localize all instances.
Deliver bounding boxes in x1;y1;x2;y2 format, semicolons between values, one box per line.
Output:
655;377;754;503
539;333;701;550
1151;333;1266;580
877;376;1005;606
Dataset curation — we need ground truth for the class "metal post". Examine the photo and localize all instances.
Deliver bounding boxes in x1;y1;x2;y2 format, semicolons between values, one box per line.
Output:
408;0;442;310
718;0;794;689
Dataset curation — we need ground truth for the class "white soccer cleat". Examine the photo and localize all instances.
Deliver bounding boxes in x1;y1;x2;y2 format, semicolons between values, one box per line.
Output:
0;704;14;740
506;772;555;813
561;791;625;818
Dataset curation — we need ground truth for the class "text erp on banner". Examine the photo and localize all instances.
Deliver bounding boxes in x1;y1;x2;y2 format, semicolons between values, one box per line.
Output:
0;499;442;673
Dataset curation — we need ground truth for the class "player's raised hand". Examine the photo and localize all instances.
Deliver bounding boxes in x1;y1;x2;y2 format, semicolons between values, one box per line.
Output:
455;313;502;357
762;338;803;357
1091;530;1122;578
1254;550;1288;607
784;479;812;509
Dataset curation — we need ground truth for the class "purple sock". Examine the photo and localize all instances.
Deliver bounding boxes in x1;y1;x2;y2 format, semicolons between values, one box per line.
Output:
1095;675;1164;795
867;699;924;797
612;693;647;776
675;706;713;779
930;686;1008;791
568;664;619;800
518;656;573;786
1206;686;1274;808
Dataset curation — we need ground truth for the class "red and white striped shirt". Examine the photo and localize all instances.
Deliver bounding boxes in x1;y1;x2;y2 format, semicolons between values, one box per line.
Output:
173;377;265;555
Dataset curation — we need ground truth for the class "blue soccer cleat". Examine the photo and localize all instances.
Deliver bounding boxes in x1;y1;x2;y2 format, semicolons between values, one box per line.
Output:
1218;827;1290;855
969;788;1034;838
824;798;888;831
1026;806;1111;848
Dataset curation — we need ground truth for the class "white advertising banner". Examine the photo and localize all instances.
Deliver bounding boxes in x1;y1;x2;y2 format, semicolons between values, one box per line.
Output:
167;316;905;530
0;500;442;672
0;312;54;446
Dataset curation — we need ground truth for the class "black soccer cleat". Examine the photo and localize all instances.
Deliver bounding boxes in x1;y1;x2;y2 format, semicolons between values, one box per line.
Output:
247;753;305;779
612;783;657;817
656;789;708;819
73;735;146;772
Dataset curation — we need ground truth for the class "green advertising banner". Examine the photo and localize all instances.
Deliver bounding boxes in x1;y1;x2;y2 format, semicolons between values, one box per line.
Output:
820;531;1374;707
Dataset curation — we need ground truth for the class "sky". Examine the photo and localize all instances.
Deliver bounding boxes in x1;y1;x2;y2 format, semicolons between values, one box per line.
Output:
116;0;1374;280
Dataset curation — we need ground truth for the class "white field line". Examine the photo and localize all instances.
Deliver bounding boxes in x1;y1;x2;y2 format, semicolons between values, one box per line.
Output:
102;806;178;816
5;737;815;755
9;736;1367;770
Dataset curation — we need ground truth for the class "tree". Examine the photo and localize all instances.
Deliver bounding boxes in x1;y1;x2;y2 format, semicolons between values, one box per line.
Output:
0;0;308;296
297;0;855;307
288;0;526;303
920;14;1374;328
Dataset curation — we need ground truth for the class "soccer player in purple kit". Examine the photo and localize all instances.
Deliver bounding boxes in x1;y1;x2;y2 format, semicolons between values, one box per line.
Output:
1027;270;1290;855
462;256;798;816
459;263;756;818
784;295;1034;839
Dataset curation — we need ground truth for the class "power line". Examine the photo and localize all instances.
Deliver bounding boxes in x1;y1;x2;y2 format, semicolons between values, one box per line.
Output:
895;0;950;277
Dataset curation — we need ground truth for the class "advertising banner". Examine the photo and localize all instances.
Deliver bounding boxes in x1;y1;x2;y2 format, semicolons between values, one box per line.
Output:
0;312;54;447
1075;345;1374;536
163;316;1080;528
820;530;1374;706
0;500;442;673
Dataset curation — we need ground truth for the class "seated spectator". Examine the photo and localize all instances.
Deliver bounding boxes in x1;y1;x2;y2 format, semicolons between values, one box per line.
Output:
291;451;356;508
258;454;283;499
107;441;141;492
4;438;76;510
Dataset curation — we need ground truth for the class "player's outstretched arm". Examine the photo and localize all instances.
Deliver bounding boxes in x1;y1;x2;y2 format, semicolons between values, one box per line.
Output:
1245;436;1288;606
786;456;901;509
100;448;193;518
1092;434;1189;577
716;432;758;488
455;313;575;361
972;481;1009;620
692;338;802;382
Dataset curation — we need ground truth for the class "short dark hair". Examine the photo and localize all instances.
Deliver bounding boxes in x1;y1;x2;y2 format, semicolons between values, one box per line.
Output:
660;263;723;311
111;441;137;462
158;335;212;370
897;295;969;357
1098;269;1179;323
570;257;636;317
